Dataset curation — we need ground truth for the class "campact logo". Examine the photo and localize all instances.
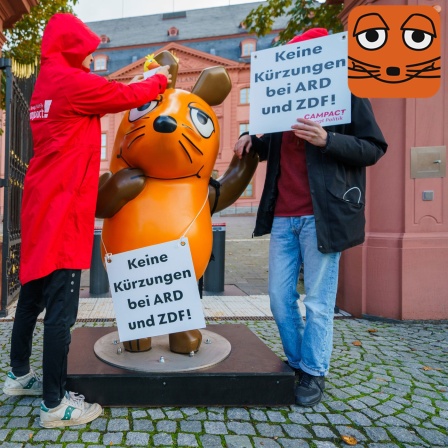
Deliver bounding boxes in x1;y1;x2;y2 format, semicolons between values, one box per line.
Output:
30;100;52;120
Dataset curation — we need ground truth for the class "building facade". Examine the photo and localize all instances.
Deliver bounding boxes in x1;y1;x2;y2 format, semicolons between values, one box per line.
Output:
86;3;288;213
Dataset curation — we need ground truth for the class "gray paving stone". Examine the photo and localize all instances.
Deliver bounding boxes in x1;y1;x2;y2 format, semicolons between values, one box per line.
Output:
177;433;199;447
110;407;128;417
388;427;426;445
204;421;228;435
395;412;420;426
165;410;183;419
224;435;252;448
375;404;398;416
2;444;29;448
188;412;207;421
6;417;31;428
313;425;337;438
147;408;165;420
199;434;224;448
10;406;32;417
306;413;327;424
267;411;286;423
107;418;129;431
253;437;281;448
404;407;429;420
102;432;123;445
326;413;350;425
325;400;351;411
10;429;33;442
65;444;84;448
131;410;147;419
363;426;390;442
250;409;268;421
32;430;60;442
414;427;448;446
89;417;107;431
156;419;177;433
431;416;448;428
152;433;173;446
346;411;372;426
378;416;411;427
133;419;155;431
180;407;200;416
227;408;250;421
227;421;256;435
126;431;150;446
314;442;339;448
288;412;309;424
180;420;202;432
256;423;284;438
278;439;310;448
81;432;100;443
281;424;312;438
208;412;225;421
60;431;79;442
0;406;14;417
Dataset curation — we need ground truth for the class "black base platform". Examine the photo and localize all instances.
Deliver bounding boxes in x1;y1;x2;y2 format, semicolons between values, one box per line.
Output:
67;324;295;407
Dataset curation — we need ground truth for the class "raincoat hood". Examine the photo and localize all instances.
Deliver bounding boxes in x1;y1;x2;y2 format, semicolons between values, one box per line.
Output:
41;13;100;69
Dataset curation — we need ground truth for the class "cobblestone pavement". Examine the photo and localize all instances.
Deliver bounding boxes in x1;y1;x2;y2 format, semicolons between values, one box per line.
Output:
0;318;447;447
1;216;447;447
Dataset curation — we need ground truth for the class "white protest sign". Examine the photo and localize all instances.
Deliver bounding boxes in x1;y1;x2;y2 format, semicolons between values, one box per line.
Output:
105;238;206;342
249;32;350;135
143;67;159;79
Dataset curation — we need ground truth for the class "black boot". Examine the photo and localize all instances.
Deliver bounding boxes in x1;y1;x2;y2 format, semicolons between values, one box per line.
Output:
295;372;325;407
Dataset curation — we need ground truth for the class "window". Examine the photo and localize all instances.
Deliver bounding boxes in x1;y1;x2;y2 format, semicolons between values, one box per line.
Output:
239;123;249;135
241;39;256;57
167;26;179;36
240;179;254;198
101;133;107;160
100;34;110;44
94;56;107;71
240;88;250;104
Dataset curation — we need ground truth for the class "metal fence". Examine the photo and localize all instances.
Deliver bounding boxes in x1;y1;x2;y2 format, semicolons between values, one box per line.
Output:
0;58;35;316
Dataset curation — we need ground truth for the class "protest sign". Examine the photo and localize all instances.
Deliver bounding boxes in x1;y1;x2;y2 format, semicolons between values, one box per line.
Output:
249;32;351;135
105;238;205;342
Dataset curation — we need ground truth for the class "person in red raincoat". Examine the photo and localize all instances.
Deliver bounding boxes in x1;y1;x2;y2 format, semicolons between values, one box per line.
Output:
2;13;170;428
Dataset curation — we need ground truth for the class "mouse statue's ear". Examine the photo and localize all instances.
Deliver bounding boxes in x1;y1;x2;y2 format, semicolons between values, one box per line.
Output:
192;67;232;106
154;51;179;88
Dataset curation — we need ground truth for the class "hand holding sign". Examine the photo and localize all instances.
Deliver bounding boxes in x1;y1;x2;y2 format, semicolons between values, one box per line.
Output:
291;118;328;147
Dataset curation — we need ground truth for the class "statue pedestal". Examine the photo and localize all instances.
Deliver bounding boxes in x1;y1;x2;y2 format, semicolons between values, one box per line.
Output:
67;324;295;407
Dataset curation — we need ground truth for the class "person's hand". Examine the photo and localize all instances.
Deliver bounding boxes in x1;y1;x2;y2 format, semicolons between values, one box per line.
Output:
128;74;143;85
291;118;327;147
156;65;172;83
234;134;252;159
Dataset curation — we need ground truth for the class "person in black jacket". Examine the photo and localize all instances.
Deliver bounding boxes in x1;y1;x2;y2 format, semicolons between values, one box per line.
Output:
234;28;387;407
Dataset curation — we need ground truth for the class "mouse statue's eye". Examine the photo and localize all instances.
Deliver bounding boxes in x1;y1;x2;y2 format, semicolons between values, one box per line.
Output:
129;100;160;122
189;106;215;138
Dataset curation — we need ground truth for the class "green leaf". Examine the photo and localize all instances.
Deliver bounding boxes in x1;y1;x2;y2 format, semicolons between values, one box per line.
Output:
244;0;344;44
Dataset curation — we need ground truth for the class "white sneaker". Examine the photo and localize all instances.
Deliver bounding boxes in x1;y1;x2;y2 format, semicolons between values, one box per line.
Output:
3;370;43;396
40;391;102;428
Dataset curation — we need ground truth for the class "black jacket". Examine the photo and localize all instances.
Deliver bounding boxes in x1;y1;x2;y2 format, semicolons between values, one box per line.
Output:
250;95;388;253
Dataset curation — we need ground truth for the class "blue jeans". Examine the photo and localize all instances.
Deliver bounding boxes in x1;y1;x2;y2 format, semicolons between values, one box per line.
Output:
269;216;341;376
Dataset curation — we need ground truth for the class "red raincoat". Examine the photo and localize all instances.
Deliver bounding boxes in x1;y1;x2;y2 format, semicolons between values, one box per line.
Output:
20;13;167;285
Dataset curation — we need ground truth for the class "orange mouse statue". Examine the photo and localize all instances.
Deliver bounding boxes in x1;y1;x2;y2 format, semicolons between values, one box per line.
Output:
96;51;258;354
